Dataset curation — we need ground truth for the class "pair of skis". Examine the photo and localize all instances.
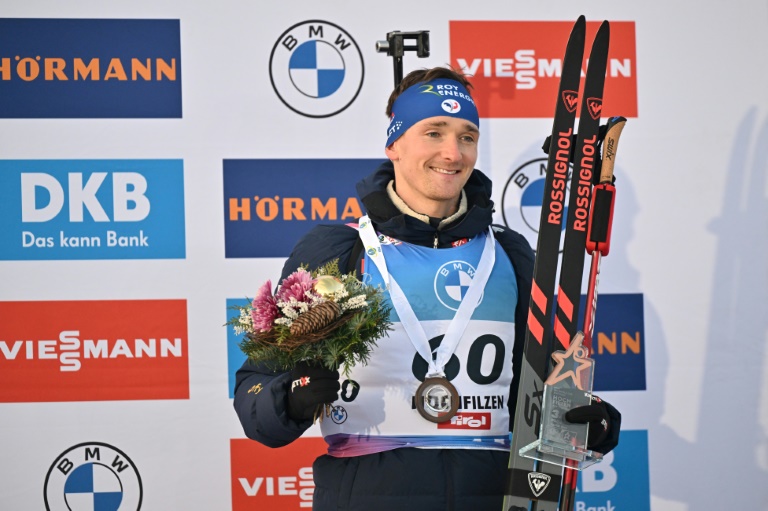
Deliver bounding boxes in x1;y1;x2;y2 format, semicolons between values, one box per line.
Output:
503;16;626;511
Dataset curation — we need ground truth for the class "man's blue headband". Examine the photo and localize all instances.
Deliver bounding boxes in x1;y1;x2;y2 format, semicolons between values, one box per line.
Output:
385;78;480;147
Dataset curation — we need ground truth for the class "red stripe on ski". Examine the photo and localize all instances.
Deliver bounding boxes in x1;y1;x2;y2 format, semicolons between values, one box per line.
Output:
531;279;548;314
554;317;571;349
527;310;544;345
557;285;574;319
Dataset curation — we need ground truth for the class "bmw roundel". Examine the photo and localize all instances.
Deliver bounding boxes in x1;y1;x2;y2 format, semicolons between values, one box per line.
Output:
501;157;571;253
434;260;483;311
269;20;364;118
44;442;142;510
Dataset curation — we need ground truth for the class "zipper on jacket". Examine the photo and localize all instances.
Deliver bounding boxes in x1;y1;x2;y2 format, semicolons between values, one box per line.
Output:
433;232;439;248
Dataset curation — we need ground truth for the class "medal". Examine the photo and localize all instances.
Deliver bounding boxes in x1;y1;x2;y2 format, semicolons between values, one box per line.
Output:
415;377;460;423
358;216;495;424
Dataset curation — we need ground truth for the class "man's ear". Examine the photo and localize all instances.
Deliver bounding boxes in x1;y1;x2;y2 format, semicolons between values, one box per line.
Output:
385;142;398;162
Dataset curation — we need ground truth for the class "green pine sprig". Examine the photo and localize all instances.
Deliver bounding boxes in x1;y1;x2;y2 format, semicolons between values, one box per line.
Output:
226;259;392;377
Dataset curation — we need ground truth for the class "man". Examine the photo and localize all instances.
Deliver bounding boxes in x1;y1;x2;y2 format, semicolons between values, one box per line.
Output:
234;67;620;511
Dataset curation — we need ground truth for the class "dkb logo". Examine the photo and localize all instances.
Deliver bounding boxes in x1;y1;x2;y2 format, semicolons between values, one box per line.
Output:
0;160;185;260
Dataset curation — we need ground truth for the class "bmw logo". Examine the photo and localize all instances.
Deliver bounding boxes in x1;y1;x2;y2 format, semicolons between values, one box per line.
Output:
434;260;483;311
501;157;571;253
330;405;348;424
44;442;142;510
269;20;364;118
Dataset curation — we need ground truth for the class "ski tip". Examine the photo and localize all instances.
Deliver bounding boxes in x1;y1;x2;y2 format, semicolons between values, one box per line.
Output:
599;19;611;37
571;15;587;38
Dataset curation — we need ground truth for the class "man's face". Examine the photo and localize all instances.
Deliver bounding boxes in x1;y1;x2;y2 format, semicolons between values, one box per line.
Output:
385;115;479;218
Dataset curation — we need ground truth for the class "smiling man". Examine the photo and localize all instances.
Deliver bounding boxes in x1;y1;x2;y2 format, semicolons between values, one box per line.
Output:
384;76;481;219
234;67;621;511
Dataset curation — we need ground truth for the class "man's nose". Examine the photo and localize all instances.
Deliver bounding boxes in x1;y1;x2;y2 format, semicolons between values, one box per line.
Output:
441;136;462;162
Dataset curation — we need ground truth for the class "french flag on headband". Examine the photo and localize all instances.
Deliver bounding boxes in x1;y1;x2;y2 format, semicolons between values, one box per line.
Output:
385;78;479;147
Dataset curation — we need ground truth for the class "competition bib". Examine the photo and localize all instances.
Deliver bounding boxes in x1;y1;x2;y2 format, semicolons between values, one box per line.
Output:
320;221;519;457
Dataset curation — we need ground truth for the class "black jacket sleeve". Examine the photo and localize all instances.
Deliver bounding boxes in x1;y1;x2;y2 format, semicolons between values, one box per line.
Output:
232;224;359;447
233;360;312;447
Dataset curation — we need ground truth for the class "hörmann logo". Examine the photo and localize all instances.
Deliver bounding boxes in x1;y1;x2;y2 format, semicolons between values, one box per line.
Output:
0;160;186;260
0;300;189;402
449;21;637;118
224;159;377;258
0;18;181;118
583;293;646;392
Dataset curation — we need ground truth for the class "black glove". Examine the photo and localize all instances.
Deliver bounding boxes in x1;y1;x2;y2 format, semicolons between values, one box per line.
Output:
286;361;341;421
565;395;621;454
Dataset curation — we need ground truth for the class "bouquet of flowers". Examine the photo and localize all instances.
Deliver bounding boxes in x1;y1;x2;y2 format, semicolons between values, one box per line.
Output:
228;259;392;376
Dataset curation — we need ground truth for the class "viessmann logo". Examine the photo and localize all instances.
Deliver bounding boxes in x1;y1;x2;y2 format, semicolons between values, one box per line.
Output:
0;300;189;402
0;159;186;261
231;437;327;510
449;20;637;118
0;18;181;118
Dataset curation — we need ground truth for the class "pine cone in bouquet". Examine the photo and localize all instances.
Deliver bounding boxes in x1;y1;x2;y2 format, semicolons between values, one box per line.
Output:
290;300;341;336
229;259;392;375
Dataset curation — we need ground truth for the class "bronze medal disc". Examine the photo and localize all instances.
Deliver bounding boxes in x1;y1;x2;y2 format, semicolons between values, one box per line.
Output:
415;377;459;423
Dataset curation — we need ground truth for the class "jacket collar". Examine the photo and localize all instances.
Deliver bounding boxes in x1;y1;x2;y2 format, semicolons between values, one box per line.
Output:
355;161;495;247
385;180;468;229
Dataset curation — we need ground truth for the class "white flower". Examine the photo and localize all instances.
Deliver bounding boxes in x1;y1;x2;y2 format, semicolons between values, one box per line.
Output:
341;294;368;312
280;303;299;320
239;309;253;328
277;297;314;320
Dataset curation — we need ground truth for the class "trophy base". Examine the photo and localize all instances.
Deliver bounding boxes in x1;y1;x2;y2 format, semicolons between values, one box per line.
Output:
518;438;603;471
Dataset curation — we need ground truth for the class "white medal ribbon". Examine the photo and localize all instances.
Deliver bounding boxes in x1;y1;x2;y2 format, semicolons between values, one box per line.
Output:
358;215;495;377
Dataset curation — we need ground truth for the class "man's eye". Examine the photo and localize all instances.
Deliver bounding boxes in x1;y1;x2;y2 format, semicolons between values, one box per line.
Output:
426;132;441;138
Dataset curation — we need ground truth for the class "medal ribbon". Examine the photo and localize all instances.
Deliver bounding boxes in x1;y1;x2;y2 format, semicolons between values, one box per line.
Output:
358;215;495;377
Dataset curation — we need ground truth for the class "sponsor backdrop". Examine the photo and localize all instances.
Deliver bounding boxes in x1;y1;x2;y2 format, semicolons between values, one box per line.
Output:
0;2;766;510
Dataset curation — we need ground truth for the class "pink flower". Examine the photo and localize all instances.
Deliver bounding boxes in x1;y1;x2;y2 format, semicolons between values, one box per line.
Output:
276;268;316;304
251;280;278;332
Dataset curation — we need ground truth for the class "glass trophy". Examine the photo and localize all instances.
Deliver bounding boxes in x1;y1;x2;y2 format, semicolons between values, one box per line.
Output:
518;331;604;470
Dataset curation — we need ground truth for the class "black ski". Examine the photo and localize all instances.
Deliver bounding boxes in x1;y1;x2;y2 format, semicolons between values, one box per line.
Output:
551;20;610;511
552;21;610;357
503;17;614;511
503;16;586;511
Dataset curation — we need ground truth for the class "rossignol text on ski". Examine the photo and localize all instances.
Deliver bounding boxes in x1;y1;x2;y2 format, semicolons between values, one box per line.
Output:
503;16;628;511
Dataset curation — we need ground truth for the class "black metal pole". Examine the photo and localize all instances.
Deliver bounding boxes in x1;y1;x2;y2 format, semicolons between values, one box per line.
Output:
376;30;430;89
